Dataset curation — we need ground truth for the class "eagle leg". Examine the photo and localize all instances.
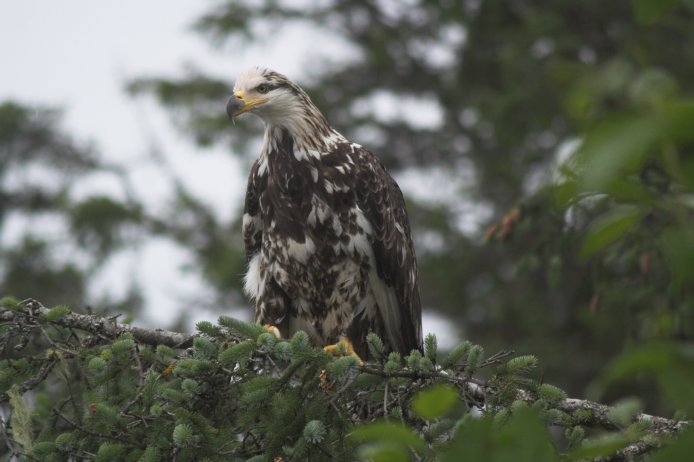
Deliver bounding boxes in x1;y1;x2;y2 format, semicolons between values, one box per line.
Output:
263;324;281;338
323;336;364;365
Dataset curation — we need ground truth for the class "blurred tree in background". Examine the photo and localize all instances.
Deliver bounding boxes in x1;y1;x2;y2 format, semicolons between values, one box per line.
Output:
127;0;694;400
0;0;692;415
0;102;146;316
2;0;694;459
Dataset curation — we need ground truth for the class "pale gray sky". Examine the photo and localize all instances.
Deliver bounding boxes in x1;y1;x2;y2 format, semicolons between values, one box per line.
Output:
0;0;459;346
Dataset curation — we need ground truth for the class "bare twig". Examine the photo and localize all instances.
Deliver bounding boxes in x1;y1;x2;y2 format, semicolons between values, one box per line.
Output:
481;350;515;367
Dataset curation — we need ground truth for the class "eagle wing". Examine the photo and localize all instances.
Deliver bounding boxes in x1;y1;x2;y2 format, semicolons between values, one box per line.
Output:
354;148;423;354
242;159;263;262
241;158;267;304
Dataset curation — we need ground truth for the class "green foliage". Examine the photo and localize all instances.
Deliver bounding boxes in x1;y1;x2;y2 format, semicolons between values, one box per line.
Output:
608;398;644;427
38;304;71;321
111;336;136;356
0;296;21;310
350;421;426;460
465;345;484;376
218;340;255;367
505;355;539;375
564;433;635;461
5;0;693;428
580;206;643;258
172;423;198;447
156;344;176;358
54;432;76;452
565;426;586;448
634;0;684;25
423;333;437;363
272;340;294;361
196;320;223;338
218;315;266;340
384;352;401;373
411;384;458;420
115;0;694;405
2;301;692;461
537;384;567;405
193;336;217;359
303;420;326;444
69;196;142;256
95;442;125;462
326;355;360;381
444;408;559;462
441;340;472;368
0;101;148;312
651;428;694;462
366;332;386;361
88;356;108;374
3;0;694;460
595;342;694;414
138;447;160;462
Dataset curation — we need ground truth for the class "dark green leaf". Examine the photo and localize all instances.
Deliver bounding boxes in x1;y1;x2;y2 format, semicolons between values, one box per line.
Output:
444;409;558;462
350;421;426;453
578;114;661;191
634;0;682;25
564;434;634;460
581;206;643;258
411;384;458;420
650;427;694;462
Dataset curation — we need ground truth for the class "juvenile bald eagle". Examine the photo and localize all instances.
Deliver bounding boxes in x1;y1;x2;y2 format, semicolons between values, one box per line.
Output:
227;67;422;360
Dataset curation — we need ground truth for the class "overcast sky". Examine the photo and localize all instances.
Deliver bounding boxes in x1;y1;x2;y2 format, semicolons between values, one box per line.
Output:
0;0;458;346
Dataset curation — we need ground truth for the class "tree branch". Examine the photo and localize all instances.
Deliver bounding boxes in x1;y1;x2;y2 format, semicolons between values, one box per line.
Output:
53;408;143;448
555;397;690;435
357;362;689;460
1;298;689;460
1;299;194;348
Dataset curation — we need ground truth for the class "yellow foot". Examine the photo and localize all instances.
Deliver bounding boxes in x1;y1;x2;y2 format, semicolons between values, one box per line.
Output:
263;324;281;338
323;336;364;365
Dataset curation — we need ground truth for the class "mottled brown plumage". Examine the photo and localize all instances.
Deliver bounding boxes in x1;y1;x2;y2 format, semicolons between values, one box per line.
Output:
228;67;422;359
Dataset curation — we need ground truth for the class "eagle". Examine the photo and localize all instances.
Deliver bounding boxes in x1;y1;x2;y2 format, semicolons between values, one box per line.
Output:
227;67;422;361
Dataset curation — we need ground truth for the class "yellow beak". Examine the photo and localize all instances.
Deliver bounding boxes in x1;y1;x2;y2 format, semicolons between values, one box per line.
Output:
226;91;268;119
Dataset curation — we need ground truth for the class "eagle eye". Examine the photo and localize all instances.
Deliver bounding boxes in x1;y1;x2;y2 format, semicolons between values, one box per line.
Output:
257;84;270;94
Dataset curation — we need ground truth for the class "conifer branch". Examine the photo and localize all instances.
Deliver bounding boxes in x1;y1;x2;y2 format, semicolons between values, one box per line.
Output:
0;299;194;348
0;298;690;460
2;299;687;436
553;397;690;435
52;408;143;448
359;365;689;439
0;359;57;404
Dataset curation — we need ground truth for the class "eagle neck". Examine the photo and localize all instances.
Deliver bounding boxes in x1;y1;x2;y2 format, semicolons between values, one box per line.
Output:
262;120;342;159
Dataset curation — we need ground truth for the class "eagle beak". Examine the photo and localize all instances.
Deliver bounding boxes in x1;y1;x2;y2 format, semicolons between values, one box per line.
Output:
226;91;268;120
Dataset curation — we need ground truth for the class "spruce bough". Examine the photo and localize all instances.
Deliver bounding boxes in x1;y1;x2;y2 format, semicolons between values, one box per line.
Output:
0;299;689;461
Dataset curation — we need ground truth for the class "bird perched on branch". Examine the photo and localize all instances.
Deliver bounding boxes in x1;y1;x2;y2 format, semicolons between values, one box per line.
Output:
227;67;422;361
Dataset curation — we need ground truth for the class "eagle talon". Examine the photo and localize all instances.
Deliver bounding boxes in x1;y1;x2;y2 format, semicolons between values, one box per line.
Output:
263;324;281;338
323;337;364;365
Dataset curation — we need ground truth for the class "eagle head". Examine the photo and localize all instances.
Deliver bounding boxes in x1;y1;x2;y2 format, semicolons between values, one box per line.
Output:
226;68;303;122
226;67;331;142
